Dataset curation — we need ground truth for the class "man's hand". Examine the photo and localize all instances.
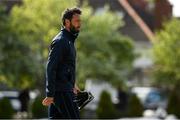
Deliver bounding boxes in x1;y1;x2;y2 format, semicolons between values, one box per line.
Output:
73;84;81;94
42;97;54;106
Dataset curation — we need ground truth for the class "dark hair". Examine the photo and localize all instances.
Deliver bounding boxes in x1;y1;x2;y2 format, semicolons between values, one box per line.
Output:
62;7;82;25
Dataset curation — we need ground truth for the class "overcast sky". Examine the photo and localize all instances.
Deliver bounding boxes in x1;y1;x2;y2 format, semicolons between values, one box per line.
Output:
169;0;180;17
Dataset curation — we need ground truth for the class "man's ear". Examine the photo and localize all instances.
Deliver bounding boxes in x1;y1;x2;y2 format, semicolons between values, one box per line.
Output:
65;19;70;27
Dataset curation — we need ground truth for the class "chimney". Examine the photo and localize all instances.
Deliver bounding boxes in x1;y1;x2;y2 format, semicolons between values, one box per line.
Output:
154;0;172;29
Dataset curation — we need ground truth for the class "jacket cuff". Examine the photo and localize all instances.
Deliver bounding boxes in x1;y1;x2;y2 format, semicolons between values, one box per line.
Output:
46;92;54;97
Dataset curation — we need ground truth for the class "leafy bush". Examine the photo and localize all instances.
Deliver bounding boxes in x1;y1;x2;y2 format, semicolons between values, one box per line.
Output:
31;96;47;118
96;90;119;118
126;93;143;117
167;88;180;118
0;97;15;118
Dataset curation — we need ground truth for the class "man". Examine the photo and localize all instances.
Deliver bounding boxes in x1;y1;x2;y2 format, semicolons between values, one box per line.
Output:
42;8;82;119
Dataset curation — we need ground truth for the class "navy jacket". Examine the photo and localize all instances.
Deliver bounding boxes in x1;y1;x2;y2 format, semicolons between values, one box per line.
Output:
46;28;78;97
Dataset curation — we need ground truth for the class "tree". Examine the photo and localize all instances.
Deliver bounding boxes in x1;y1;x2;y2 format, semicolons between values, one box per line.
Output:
152;19;180;118
152;19;180;89
0;0;77;89
0;4;37;89
77;5;134;88
7;0;134;89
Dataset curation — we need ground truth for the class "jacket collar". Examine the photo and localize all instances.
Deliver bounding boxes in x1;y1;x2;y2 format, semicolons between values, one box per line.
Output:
61;28;78;43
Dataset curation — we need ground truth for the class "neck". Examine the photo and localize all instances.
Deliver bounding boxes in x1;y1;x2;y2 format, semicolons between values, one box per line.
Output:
64;26;70;32
61;27;79;43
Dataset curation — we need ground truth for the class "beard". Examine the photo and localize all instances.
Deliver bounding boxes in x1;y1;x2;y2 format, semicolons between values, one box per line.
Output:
70;22;80;36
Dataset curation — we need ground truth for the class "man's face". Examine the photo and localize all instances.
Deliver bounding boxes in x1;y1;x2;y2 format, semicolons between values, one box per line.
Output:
66;14;81;33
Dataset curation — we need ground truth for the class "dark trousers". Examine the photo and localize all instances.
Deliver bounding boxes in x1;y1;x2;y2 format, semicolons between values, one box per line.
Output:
48;91;80;119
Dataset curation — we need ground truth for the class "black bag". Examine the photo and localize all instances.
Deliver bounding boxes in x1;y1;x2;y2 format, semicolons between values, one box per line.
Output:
74;91;94;110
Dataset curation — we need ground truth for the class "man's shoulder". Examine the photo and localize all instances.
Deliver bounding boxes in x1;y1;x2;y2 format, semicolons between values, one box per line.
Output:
50;32;68;49
52;32;67;44
52;32;63;41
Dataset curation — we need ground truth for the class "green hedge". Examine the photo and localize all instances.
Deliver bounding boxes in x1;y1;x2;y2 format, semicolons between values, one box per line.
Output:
31;96;47;118
126;93;144;117
167;88;180;118
96;90;119;119
0;97;15;118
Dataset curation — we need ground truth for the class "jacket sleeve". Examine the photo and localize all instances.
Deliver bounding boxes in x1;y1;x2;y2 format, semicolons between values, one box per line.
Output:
46;39;64;97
